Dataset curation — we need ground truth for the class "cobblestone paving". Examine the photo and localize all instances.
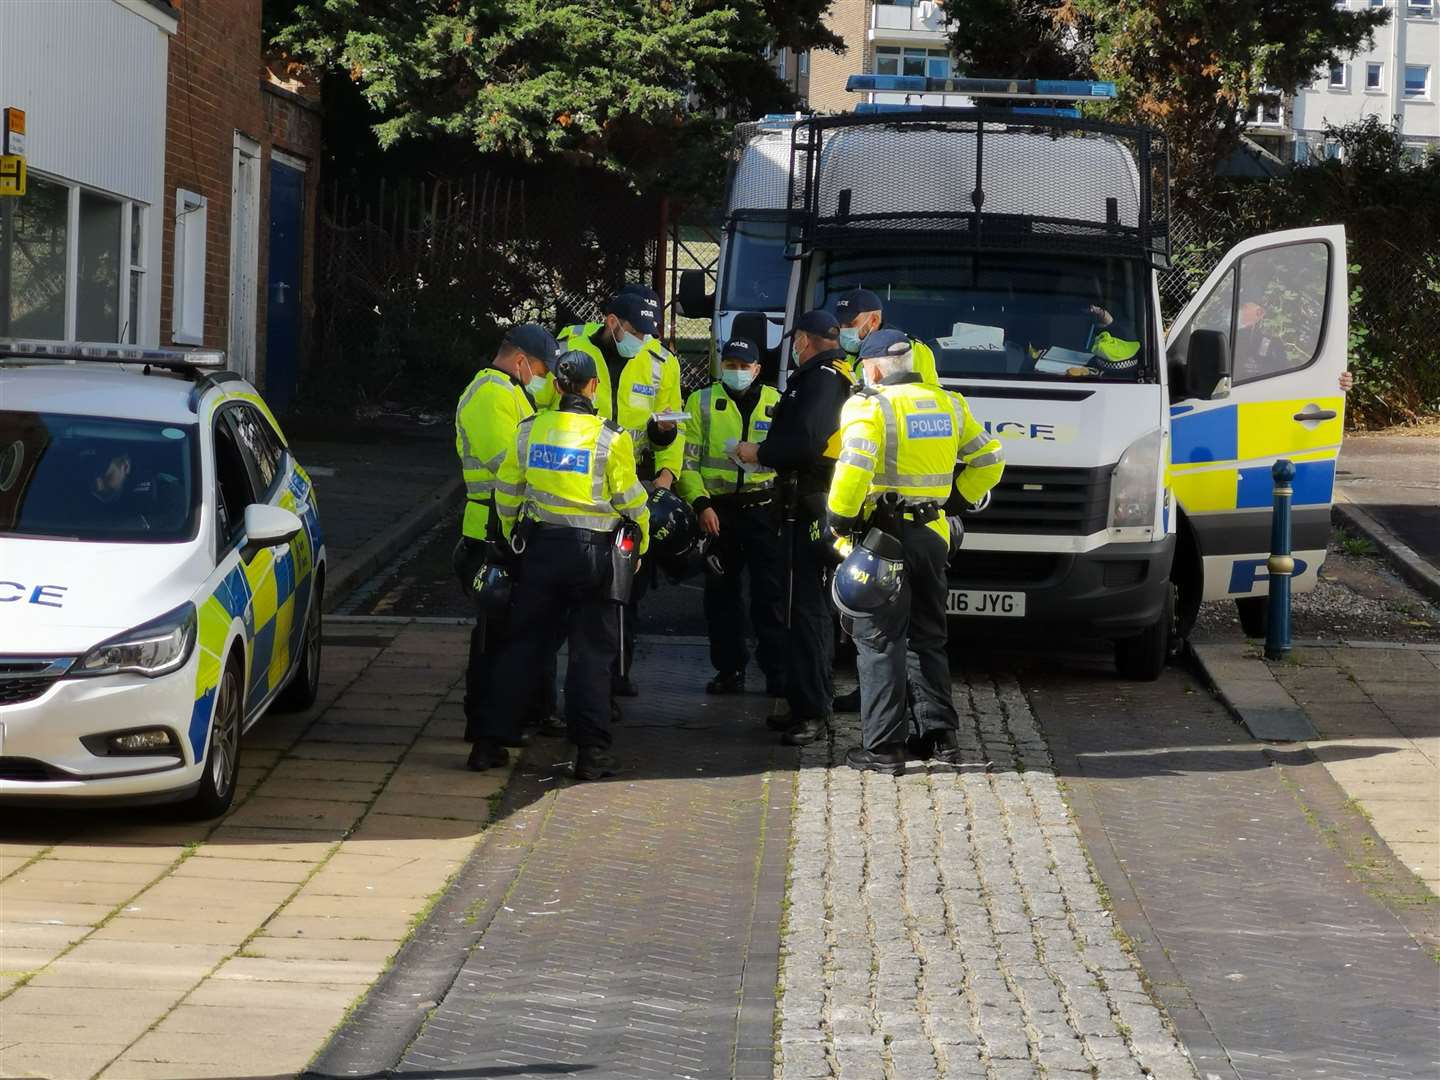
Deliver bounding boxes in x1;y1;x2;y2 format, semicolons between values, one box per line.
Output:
778;670;1197;1080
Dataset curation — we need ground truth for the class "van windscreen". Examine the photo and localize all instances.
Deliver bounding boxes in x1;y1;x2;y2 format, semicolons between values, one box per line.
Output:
819;252;1149;381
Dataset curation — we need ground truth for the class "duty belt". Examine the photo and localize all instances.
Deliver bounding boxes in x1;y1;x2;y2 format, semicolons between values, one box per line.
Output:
712;489;775;511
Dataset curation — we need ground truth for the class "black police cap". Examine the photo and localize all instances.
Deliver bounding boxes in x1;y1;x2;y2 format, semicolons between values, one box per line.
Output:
721;337;760;364
834;288;883;321
503;323;560;362
793;309;840;339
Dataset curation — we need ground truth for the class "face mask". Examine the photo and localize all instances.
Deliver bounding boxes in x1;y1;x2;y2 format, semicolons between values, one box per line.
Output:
790;342;801;366
527;372;550;398
612;323;645;359
838;327;862;355
721;367;757;393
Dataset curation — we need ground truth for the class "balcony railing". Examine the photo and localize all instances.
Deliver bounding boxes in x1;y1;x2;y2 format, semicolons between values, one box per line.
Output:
872;2;951;35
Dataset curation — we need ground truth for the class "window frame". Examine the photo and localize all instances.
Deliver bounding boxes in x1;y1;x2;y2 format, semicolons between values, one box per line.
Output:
211;405;262;558
1;169;149;346
1404;63;1431;99
172;189;207;346
1366;61;1385;91
1329;62;1350;89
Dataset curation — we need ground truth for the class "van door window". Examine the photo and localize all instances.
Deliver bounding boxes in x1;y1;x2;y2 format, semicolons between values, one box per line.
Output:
1233;242;1329;383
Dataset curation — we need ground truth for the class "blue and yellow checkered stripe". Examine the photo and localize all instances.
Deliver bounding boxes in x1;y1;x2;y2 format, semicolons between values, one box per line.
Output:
1168;397;1345;513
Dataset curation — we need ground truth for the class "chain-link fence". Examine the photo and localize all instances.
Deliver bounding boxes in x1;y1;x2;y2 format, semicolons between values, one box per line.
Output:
305;167;659;412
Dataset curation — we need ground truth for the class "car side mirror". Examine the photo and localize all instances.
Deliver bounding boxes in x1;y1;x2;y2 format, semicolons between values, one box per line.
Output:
242;503;302;561
676;269;713;319
1186;329;1233;400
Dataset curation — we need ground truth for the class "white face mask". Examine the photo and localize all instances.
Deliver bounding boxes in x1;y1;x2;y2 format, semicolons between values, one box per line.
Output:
611;320;644;359
720;367;757;393
527;372;550;397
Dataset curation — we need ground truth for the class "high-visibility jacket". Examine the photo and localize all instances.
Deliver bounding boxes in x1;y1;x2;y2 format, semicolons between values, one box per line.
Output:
848;336;939;385
556;324;684;478
454;367;534;541
495;403;651;553
678;382;782;505
828;375;1004;544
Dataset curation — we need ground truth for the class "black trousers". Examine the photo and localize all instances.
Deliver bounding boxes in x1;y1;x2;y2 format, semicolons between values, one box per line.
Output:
785;508;834;722
705;498;787;686
851;521;957;750
457;539;556;741
478;528;618;749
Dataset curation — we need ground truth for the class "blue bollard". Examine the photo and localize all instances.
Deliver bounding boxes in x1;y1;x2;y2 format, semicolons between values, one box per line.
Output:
1265;458;1296;660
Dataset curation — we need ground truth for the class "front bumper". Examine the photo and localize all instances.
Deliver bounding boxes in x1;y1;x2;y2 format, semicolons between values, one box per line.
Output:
0;651;207;802
947;535;1176;640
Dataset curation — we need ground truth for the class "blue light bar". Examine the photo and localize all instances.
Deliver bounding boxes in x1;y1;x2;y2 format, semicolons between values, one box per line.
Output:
845;75;1116;101
854;103;1081;118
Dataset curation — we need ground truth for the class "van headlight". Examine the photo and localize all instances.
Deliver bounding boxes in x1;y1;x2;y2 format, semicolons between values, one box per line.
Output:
74;602;197;678
1109;430;1162;529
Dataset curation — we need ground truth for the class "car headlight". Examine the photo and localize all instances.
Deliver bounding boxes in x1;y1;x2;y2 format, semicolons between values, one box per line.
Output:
74;602;197;679
1109;429;1162;529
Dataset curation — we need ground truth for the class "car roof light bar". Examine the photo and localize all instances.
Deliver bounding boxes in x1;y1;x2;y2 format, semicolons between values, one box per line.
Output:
854;102;1083;118
0;339;227;369
845;75;1116;100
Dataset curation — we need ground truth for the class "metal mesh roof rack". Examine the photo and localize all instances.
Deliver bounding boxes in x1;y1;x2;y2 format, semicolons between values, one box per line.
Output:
785;109;1171;267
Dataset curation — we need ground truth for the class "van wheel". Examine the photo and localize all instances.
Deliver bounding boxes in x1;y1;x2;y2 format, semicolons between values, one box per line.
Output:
180;660;243;820
1235;596;1268;639
277;589;322;711
1115;583;1174;682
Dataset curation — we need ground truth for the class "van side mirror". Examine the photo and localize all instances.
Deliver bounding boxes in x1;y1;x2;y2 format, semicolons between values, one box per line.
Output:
676;269;713;319
1186;329;1233;400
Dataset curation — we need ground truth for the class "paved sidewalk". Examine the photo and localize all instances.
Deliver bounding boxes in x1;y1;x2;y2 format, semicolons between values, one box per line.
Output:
779;677;1198;1080
0;622;509;1080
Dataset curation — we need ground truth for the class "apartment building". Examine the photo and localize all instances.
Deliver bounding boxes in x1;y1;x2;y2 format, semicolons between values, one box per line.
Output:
1292;0;1439;158
805;0;965;113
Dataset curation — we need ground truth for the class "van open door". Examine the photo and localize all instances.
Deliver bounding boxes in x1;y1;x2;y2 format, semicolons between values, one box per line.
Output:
1165;225;1348;625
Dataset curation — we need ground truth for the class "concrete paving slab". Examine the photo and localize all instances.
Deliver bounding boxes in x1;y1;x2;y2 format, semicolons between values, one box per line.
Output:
258;914;414;941
87;915;256;948
199;828;343;860
0;1040;129;1080
1;899;114;927
265;758;395;784
167;856;315;883
222;796;369;831
212;955;384;985
0;876;141;906
242;936;398;963
12;859;164;885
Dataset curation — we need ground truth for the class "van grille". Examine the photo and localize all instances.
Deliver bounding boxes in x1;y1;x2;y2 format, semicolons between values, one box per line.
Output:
964;465;1110;536
949;551;1060;586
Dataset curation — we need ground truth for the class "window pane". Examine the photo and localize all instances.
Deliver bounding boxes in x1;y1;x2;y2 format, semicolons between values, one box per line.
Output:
902;54;926;77
130;204;143;267
77;191;122;342
2;175;69;339
1168;266;1235;373
1329;63;1346;86
876;48;899;76
1405;65;1428;95
128;270;142;344
1234;241;1329;382
926;57;950;79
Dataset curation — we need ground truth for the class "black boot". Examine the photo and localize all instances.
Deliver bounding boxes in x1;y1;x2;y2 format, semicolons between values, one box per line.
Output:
466;738;509;772
928;729;962;764
782;716;827;746
766;709;798;732
574;746;619;781
706;670;746;695
845;743;905;776
832;687;861;713
612;674;639;698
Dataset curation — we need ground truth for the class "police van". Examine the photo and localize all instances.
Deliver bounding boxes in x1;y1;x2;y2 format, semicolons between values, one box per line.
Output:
682;79;1347;679
0;342;326;814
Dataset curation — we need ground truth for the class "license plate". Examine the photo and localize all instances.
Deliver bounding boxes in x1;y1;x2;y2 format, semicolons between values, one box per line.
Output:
947;589;1025;617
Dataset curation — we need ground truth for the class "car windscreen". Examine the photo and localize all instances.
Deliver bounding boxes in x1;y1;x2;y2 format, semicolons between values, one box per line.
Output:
0;412;200;542
722;219;790;312
816;251;1150;381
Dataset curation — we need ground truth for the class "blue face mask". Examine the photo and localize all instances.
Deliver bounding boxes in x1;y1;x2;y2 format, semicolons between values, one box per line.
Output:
838;327;863;355
527;372;550;398
615;330;645;359
720;367;757;393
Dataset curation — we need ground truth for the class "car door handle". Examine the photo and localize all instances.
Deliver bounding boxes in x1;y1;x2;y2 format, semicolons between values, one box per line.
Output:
1293;405;1337;423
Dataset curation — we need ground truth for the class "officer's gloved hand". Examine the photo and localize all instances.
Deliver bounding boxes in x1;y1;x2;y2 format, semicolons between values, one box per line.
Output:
646;416;678;447
825;512;860;564
946;515;965;550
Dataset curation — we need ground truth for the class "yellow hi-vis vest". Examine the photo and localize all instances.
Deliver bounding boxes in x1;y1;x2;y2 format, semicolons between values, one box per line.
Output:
495;407;652;554
455;368;534;541
848;337;939;385
828;379;1005;544
678;382;782;504
556;324;684;478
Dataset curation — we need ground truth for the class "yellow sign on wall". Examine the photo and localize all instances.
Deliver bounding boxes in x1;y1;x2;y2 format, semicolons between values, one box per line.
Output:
0;154;26;197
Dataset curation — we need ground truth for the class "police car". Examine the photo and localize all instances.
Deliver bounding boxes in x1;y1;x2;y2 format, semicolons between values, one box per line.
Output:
0;342;325;817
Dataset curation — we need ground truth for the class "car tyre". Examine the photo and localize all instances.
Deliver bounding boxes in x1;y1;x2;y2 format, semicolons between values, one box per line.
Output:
1235;596;1268;639
277;588;322;711
1114;582;1174;682
181;659;243;820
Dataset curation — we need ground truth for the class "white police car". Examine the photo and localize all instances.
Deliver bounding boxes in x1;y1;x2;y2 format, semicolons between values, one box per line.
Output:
0;342;325;817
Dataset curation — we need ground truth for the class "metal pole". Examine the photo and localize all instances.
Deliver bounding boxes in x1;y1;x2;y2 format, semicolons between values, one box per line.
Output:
1265;458;1295;660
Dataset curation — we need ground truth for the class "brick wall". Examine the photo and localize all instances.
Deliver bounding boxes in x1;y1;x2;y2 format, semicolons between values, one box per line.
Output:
158;0;321;398
808;0;871;114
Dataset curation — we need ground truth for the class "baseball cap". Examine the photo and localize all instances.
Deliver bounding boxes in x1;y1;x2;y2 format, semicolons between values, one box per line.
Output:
793;309;840;339
833;288;883;323
503;323;560;363
605;292;659;338
857;328;912;360
720;337;760;365
554;349;599;390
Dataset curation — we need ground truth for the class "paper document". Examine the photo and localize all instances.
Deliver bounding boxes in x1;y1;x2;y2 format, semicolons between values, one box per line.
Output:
723;437;761;473
652;410;691;423
936;322;1005;352
1032;346;1094;375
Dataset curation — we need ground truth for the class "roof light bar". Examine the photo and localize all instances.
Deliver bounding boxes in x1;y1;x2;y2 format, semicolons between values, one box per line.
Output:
845;75;1116;100
0;339;226;368
854;103;1082;119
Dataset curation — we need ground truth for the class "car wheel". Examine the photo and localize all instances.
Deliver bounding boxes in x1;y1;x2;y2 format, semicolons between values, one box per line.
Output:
181;660;243;820
1114;582;1174;682
277;590;322;711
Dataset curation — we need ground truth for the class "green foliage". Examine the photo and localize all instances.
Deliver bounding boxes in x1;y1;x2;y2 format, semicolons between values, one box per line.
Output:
940;0;1389;200
267;0;838;201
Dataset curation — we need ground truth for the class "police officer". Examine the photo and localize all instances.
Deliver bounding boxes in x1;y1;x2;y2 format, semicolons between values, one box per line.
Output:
834;288;940;385
476;350;651;780
679;336;787;696
827;330;1005;774
453;323;558;770
557;289;682;697
735;310;853;745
